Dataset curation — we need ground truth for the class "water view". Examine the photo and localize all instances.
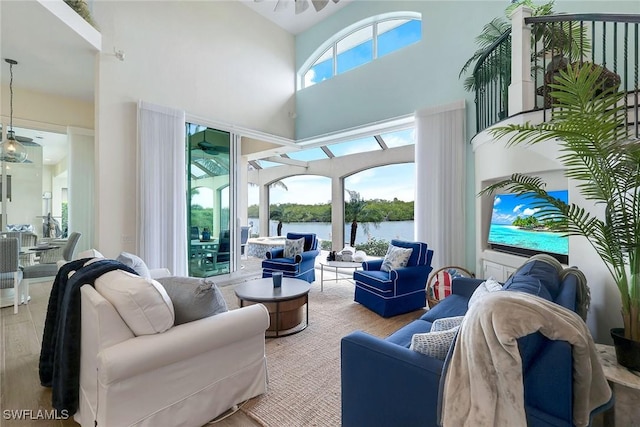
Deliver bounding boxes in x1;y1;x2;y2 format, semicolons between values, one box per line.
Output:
488;224;568;255
248;218;415;245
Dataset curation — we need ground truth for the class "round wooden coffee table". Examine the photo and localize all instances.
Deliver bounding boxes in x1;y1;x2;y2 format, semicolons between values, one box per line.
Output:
235;277;311;337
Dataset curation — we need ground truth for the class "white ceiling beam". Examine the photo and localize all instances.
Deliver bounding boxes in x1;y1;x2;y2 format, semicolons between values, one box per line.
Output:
264;156;308;167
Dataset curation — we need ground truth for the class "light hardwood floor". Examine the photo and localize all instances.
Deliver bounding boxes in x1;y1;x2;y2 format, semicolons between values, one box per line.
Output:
0;280;260;427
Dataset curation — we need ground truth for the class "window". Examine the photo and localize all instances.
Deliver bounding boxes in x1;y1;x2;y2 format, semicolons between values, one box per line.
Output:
299;12;422;89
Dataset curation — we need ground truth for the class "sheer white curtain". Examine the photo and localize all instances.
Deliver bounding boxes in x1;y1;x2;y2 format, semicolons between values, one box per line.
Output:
414;100;466;270
137;101;187;276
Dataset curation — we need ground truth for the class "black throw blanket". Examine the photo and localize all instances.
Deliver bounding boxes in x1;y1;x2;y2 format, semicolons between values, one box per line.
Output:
39;258;137;414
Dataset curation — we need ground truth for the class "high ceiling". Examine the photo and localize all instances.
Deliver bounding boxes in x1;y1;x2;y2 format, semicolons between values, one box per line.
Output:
238;0;352;34
0;0;98;102
0;0;350;164
1;1;99;166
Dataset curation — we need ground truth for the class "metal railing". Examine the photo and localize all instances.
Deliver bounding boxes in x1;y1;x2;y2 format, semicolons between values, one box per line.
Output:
473;29;511;133
527;14;640;137
474;13;640;137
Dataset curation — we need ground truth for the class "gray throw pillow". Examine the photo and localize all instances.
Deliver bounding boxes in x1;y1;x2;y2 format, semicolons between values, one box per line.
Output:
116;252;151;279
284;237;305;258
157;276;228;325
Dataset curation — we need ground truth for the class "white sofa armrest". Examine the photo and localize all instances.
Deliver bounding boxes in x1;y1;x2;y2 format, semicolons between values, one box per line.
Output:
149;268;171;279
98;303;269;384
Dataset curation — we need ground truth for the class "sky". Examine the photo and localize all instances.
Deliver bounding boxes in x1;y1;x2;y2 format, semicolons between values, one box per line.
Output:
491;190;569;225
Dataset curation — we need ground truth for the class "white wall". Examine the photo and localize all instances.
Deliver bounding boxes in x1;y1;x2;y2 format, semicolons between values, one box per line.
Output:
93;1;295;257
0;86;94;130
68;128;94;253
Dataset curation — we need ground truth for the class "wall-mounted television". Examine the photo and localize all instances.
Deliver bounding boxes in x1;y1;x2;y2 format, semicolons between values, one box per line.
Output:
488;190;569;264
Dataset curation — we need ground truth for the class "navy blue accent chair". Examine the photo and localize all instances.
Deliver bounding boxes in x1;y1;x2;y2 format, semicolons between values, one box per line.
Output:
262;233;319;283
353;239;433;317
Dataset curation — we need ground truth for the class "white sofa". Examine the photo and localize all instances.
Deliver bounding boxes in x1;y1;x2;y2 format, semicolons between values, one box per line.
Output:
76;268;270;427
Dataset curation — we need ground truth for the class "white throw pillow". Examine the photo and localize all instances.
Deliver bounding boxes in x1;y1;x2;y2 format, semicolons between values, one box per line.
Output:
76;248;104;259
410;326;460;360
431;316;465;332
116;251;151;279
380;245;413;272
468;277;503;308
284;237;305;258
95;270;175;336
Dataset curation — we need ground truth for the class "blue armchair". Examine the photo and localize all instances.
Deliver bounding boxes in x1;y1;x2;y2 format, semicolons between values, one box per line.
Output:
353;240;433;317
262;233;319;283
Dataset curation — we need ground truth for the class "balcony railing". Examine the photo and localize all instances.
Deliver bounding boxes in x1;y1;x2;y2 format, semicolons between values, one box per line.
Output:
474;11;640;136
473;29;511;133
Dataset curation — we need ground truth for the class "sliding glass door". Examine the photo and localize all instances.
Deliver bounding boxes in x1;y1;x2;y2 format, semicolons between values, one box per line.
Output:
186;124;232;277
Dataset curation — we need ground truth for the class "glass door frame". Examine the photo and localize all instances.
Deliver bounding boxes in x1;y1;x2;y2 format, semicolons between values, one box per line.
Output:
185;119;241;278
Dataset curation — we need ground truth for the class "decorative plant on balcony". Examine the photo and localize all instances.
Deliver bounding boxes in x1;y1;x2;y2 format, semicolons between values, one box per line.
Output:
64;0;97;28
460;0;589;93
480;63;640;343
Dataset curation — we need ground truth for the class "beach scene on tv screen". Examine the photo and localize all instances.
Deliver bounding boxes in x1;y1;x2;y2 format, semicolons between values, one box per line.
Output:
489;191;569;256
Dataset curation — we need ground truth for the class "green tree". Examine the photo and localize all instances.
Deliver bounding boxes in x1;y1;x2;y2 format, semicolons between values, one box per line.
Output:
344;190;384;246
345;190;366;247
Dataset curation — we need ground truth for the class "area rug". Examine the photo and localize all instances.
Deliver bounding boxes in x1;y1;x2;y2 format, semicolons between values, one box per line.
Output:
220;280;426;427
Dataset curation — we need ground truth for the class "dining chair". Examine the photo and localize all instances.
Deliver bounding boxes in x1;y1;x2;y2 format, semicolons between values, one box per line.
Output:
0;237;24;314
1;231;39;267
22;232;82;286
240;226;251;259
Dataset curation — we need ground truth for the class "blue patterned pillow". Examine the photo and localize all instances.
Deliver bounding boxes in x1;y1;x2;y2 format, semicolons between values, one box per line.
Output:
431;316;465;332
410;326;459;360
380;245;413;272
284;237;305;258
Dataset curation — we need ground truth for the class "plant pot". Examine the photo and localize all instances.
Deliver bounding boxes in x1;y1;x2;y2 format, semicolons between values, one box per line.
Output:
610;328;640;371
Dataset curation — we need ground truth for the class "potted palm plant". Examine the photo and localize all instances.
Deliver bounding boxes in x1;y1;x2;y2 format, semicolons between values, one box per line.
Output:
480;63;640;370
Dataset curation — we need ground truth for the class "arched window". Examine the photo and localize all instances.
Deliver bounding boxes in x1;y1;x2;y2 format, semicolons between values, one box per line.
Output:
298;12;422;90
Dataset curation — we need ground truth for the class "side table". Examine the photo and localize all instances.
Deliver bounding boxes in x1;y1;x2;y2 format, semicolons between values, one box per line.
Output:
595;343;640;427
319;260;362;292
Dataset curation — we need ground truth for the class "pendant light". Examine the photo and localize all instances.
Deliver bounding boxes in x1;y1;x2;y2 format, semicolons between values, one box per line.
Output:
1;59;28;163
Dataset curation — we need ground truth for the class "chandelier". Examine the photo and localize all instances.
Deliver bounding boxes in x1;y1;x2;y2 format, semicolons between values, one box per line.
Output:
1;59;28;163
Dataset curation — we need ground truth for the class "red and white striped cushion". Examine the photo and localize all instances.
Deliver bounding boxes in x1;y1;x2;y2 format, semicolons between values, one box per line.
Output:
432;271;453;301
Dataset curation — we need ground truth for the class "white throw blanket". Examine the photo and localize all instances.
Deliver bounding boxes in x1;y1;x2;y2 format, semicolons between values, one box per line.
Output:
441;291;611;427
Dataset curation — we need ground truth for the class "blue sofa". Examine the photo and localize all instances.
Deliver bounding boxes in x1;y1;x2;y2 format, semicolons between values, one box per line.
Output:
353;240;433;317
341;258;611;427
261;232;319;283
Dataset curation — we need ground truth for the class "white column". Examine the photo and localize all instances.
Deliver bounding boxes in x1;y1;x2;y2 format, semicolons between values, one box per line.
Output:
415;101;466;271
259;184;269;237
68;127;95;253
331;176;344;250
508;5;534;115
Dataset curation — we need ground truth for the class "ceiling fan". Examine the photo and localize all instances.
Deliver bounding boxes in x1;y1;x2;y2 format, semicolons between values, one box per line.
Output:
190;129;230;156
196;140;230;156
255;0;340;15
